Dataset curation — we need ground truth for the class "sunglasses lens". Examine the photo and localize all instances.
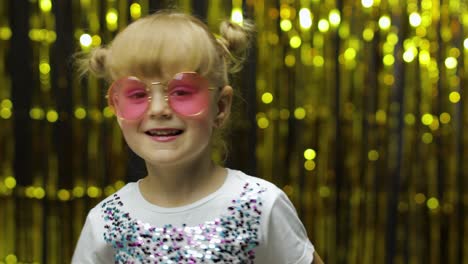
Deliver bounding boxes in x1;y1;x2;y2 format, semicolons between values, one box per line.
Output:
109;78;150;120
107;73;211;120
167;73;210;116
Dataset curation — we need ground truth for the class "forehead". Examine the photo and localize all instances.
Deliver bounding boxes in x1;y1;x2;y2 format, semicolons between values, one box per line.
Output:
107;17;218;83
135;71;194;84
121;72;209;90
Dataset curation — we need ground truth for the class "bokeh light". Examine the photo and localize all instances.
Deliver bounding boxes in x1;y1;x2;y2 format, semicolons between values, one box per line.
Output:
378;15;391;30
299;8;312;29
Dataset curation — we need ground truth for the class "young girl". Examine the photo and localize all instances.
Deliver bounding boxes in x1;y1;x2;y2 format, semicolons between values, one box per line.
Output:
72;10;323;264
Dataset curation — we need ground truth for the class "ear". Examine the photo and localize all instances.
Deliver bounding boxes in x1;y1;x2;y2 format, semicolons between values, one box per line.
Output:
214;85;233;128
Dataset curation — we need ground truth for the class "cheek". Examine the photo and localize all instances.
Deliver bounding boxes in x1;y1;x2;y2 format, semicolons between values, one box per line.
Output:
117;121;140;142
185;116;215;140
191;118;214;133
118;120;135;132
207;98;219;121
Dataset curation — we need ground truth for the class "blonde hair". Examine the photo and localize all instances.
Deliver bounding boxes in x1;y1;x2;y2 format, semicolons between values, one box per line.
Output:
79;10;254;88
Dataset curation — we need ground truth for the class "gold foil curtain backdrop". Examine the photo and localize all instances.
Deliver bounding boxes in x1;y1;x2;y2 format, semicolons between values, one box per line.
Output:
0;0;466;263
0;0;13;262
0;0;152;262
250;0;467;263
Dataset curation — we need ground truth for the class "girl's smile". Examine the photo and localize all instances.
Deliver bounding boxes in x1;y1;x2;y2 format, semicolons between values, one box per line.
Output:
145;127;185;142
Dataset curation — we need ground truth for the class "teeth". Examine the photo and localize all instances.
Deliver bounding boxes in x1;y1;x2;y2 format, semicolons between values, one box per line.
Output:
147;130;181;136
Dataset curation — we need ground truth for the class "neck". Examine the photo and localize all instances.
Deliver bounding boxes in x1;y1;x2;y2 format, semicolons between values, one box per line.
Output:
139;154;226;208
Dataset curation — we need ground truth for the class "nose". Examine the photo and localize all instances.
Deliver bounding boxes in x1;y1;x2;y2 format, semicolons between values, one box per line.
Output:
146;87;172;118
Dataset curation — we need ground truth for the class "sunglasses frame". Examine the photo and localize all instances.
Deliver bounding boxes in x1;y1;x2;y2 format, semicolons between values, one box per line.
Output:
107;71;217;120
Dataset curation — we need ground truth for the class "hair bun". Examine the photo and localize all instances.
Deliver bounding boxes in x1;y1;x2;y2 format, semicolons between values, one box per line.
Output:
88;47;109;78
219;20;255;73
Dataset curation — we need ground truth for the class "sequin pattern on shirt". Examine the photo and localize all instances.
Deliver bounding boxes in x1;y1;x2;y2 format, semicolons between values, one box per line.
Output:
101;182;266;263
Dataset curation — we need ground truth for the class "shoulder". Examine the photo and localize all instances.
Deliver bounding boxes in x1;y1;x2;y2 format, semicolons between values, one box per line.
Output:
87;182;138;219
226;168;284;198
225;169;290;220
71;185;140;263
228;169;315;263
227;169;297;213
97;182;137;206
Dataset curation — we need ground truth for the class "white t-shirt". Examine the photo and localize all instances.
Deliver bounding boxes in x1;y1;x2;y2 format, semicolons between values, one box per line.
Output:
72;168;314;263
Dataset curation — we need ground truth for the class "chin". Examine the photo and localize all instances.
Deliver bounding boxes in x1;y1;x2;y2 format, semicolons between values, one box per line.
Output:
140;152;183;166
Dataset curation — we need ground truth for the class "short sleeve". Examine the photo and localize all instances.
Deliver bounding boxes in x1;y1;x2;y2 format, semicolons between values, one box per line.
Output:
71;209;114;264
254;190;314;264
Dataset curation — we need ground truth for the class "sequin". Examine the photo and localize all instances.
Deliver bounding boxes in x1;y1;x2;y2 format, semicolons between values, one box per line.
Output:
101;183;266;263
